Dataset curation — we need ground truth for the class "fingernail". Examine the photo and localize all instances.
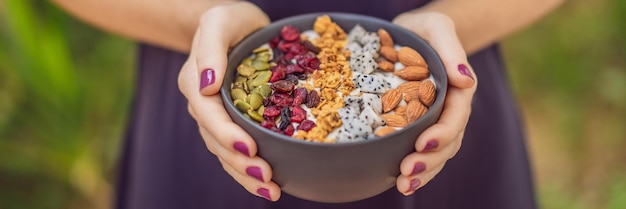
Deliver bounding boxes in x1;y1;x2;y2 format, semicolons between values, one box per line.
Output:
411;162;426;175
246;166;264;182
233;141;250;156
423;140;439;151
257;188;271;201
406;178;421;193
200;68;215;90
458;64;474;80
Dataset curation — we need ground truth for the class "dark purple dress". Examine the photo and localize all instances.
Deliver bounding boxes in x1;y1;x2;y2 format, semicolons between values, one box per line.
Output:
115;0;537;208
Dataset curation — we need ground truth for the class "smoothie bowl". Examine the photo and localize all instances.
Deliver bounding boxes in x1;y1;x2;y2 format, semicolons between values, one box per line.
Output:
220;13;447;203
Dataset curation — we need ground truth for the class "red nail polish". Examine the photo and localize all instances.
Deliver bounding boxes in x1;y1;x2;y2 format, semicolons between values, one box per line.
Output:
246;166;264;182
200;69;215;90
423;140;439;151
233;141;250;156
257;188;271;201
458;64;474;80
411;162;426;175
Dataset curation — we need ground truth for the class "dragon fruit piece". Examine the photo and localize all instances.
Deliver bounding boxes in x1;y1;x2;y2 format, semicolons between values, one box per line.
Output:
343;95;363;109
347;24;367;42
337;107;359;122
361;93;383;114
344;42;363;57
336;118;373;143
350;53;378;74
353;74;388;94
359;106;386;128
359;32;381;53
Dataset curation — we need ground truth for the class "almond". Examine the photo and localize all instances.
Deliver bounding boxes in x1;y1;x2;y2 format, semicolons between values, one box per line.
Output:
378;29;394;47
397;81;421;102
394;106;407;116
375;127;397;137
381;113;408;127
394;66;430;81
382;89;402;113
377;60;395;72
398;47;427;67
406;100;428;123
418;80;436;107
380;46;398;62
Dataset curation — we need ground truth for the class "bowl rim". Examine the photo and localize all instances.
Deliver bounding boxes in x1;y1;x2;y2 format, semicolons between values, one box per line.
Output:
220;12;448;147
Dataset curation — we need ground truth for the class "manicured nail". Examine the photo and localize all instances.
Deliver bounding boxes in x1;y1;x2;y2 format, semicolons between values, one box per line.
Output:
233;141;250;156
406;178;421;193
257;188;271;201
246;166;264;182
458;64;474;80
411;162;426;175
200;69;215;90
423;140;439;151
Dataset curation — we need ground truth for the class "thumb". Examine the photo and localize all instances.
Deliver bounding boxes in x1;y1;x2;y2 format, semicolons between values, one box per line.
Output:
197;23;229;96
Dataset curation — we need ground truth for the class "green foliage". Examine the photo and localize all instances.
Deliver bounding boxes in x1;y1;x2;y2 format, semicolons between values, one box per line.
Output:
0;0;134;208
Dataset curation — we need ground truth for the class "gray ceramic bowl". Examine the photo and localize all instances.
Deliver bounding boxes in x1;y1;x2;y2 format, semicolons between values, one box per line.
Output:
220;13;447;203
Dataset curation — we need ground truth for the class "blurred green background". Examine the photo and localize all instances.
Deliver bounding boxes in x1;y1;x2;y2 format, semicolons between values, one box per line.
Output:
0;0;625;208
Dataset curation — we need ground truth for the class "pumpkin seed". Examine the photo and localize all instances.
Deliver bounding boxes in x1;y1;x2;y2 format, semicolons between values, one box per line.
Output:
242;57;253;66
247;77;257;89
242;113;252;120
230;89;247;101
251;60;270;71
252;47;269;54
257;84;272;97
257;105;265;116
234;100;252;112
248;93;263;110
235;76;247;84
232;82;244;90
247;109;265;122
255;53;271;62
252;71;271;86
237;64;256;77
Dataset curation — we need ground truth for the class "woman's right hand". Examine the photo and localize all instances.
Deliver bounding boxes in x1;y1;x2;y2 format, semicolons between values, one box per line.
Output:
177;2;280;201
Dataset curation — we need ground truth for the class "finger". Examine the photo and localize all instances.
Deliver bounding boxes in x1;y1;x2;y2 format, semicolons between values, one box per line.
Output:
218;156;281;201
399;137;462;177
199;127;273;183
179;47;259;158
190;96;259;157
415;87;473;152
397;12;476;89
196;4;270;95
396;163;445;196
419;13;476;89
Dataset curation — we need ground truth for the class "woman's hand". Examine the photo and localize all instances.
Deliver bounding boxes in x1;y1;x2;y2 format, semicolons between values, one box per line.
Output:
392;12;478;195
177;2;280;201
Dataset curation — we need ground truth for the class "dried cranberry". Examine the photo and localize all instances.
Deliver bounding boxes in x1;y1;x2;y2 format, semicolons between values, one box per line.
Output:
302;40;320;54
297;120;316;132
292;88;307;106
271;48;284;63
263;106;282;117
278;42;296;53
307;58;320;70
290;107;306;123
283;124;295;136
280;25;300;42
262;98;272;107
269;65;286;82
306;90;320;108
285;64;305;74
270;93;294;107
285;74;299;85
259;120;276;130
269;37;281;48
295;73;307;80
271;80;295;93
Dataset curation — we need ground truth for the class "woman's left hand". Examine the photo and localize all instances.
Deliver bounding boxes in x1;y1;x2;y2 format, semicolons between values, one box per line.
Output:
392;12;478;195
